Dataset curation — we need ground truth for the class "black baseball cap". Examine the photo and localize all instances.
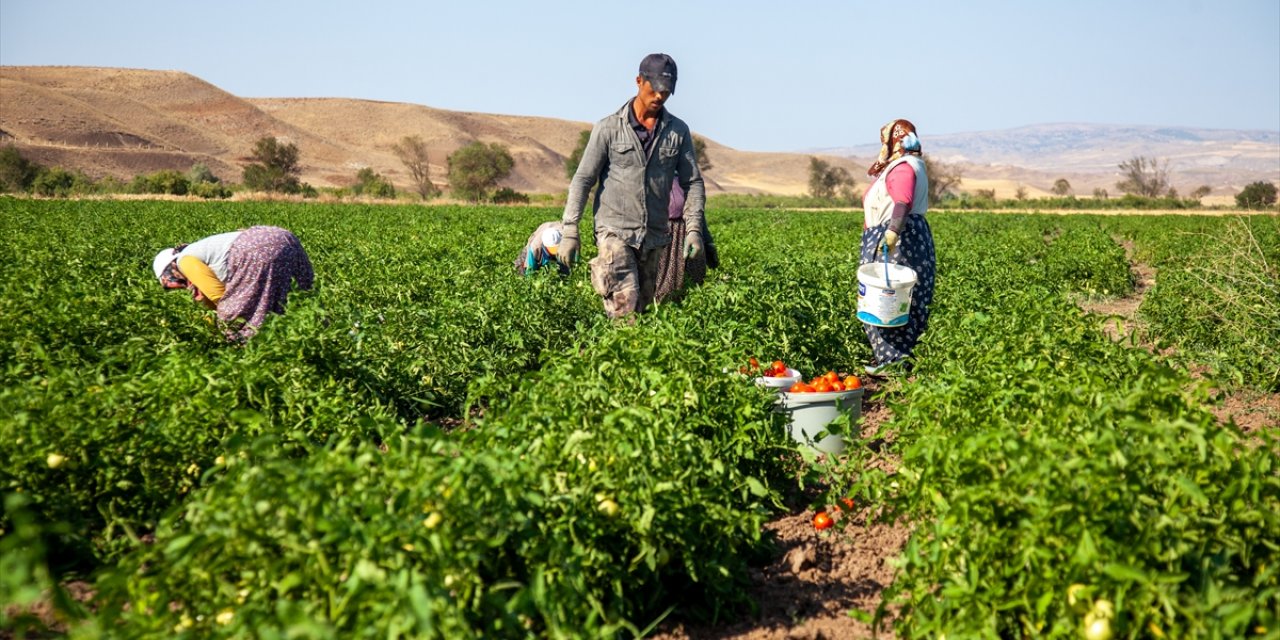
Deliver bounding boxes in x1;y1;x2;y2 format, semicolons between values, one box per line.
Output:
639;53;678;94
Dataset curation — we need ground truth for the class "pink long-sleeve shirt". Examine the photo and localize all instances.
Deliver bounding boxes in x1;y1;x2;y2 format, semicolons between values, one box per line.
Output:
861;162;919;206
864;161;919;230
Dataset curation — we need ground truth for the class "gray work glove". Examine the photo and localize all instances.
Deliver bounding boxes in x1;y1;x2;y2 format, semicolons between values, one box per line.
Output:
684;231;703;259
557;233;579;268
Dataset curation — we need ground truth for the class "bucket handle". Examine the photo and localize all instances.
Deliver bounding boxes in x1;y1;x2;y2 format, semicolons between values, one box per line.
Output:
881;241;892;288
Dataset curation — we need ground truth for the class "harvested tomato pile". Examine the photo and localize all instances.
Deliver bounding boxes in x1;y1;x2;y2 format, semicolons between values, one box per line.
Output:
789;370;861;393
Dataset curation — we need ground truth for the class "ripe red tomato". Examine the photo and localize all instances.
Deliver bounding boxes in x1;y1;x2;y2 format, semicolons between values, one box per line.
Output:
814;380;833;393
789;381;805;392
830;381;845;392
843;376;862;390
771;360;785;374
824;371;839;384
749;357;760;371
841;497;855;510
813;511;834;530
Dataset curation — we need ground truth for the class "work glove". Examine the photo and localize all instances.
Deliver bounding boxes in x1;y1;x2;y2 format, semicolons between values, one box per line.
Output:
882;229;899;252
684;231;704;259
557;234;579;268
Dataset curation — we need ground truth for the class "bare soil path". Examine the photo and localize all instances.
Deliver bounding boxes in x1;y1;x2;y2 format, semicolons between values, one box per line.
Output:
1078;238;1279;436
653;380;908;640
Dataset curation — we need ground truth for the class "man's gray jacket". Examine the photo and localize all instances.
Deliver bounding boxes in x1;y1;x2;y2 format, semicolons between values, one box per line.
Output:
561;100;705;250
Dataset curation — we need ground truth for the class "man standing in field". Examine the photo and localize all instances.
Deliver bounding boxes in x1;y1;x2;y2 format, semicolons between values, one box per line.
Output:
558;53;706;318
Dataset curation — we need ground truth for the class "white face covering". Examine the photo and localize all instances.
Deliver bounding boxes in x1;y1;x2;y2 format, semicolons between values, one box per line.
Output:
152;248;178;280
540;227;563;255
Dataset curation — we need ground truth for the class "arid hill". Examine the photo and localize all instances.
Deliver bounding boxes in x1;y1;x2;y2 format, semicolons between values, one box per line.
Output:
2;66;1274;203
0;66;861;195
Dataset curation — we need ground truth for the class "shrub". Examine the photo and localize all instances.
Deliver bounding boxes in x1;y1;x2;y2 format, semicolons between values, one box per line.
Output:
1115;156;1169;197
31;167;79;197
351;167;396;199
190;181;232;199
1235;181;1277;210
130;170;191;196
187;163;220;185
96;176;127;194
447;142;514;203
564;130;592;180
491;187;529;204
0;144;41;193
242;137;302;194
392;135;439;200
807;156;854;200
924;154;963;202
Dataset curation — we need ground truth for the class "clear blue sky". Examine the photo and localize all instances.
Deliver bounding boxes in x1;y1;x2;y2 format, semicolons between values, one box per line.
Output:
2;0;1277;152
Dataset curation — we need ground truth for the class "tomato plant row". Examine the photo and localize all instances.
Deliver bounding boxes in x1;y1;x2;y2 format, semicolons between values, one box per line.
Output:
1;200;1274;638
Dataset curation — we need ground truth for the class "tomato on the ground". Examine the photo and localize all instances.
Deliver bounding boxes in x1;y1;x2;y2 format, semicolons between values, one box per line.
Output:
813;511;834;530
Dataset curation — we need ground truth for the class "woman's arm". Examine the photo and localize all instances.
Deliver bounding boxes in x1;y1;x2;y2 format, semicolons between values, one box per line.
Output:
177;255;226;306
884;163;918;234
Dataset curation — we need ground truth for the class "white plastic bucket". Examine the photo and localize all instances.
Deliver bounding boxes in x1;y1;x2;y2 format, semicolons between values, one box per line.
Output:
857;262;918;327
776;388;863;455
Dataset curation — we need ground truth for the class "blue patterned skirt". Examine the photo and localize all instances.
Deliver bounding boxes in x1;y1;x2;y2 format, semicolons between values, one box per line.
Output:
859;215;936;365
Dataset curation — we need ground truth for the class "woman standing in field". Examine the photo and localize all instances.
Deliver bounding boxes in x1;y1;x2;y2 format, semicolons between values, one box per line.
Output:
152;225;314;341
860;119;936;374
655;177;718;303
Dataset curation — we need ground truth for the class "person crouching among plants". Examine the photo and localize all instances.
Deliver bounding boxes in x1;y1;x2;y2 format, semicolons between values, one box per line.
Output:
152;225;314;341
514;221;570;276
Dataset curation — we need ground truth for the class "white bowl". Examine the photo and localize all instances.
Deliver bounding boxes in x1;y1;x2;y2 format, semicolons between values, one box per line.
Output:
755;368;802;389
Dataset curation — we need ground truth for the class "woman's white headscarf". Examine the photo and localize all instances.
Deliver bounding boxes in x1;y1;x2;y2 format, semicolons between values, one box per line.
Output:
152;248;178;281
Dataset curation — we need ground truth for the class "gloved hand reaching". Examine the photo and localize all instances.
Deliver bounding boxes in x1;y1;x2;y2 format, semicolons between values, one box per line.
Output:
684;231;704;259
883;229;899;252
557;234;579;268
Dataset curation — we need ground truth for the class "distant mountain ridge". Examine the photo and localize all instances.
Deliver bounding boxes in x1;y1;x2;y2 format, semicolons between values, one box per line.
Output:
1;66;1275;201
819;122;1278;174
813;122;1278;201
